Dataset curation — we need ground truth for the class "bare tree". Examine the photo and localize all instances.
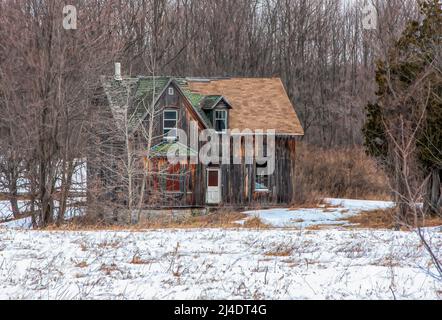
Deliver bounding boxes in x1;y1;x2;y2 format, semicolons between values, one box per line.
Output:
0;0;126;227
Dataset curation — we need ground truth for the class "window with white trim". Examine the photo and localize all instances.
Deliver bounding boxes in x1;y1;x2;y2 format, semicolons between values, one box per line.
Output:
255;162;269;192
163;110;178;137
214;110;227;132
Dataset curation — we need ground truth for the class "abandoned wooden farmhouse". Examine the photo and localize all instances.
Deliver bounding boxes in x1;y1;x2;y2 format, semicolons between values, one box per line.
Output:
89;65;304;211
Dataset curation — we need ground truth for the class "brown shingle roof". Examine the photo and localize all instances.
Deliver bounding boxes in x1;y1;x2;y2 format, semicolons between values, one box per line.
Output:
186;78;304;136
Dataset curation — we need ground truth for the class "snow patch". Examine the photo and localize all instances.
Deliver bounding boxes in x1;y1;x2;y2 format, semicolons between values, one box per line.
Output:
243;198;396;228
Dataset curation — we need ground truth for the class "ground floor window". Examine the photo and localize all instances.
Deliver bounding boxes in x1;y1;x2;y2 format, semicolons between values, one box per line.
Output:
156;163;189;194
255;163;269;192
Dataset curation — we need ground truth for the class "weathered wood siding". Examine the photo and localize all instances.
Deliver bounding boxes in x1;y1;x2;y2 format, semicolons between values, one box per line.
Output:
145;159;206;208
142;82;208;208
143;82;206;147
220;137;297;206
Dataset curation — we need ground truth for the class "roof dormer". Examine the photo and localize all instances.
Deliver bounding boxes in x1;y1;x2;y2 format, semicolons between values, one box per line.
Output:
200;96;232;133
200;95;232;111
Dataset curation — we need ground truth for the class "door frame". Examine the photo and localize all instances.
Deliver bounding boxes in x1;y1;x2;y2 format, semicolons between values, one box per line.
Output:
206;168;222;205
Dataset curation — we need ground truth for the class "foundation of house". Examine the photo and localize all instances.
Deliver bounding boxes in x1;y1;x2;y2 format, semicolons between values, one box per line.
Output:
129;207;209;224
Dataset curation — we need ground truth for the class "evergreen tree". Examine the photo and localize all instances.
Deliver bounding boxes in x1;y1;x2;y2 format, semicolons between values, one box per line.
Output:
363;0;441;217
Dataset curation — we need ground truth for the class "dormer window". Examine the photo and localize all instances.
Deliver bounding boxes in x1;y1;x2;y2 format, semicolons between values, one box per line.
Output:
200;96;232;133
214;110;227;133
163;110;178;138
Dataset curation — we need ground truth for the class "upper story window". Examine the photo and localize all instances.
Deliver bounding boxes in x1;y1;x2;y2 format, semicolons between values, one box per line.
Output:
163;110;178;138
214;110;227;133
168;87;174;95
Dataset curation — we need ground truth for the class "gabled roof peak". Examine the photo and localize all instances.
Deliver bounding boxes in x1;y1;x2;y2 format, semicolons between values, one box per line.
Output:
200;95;232;110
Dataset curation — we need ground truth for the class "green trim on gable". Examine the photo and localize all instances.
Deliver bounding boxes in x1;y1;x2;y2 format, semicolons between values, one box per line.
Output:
101;76;230;133
150;141;198;159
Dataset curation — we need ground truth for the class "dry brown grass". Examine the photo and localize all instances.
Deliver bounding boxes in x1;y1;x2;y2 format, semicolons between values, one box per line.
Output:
344;208;442;230
307;224;344;231
344;208;397;229
294;143;391;204
43;210;268;231
97;240;122;249
265;244;296;257
130;254;152;265
99;263;120;275
134;211;249;229
75;261;88;268
242;217;270;229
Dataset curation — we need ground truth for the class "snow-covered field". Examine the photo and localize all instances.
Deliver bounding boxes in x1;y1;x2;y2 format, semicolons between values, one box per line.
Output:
0;198;440;300
0;227;441;300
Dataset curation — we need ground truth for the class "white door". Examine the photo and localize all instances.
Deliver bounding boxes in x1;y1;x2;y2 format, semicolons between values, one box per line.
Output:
206;169;221;205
